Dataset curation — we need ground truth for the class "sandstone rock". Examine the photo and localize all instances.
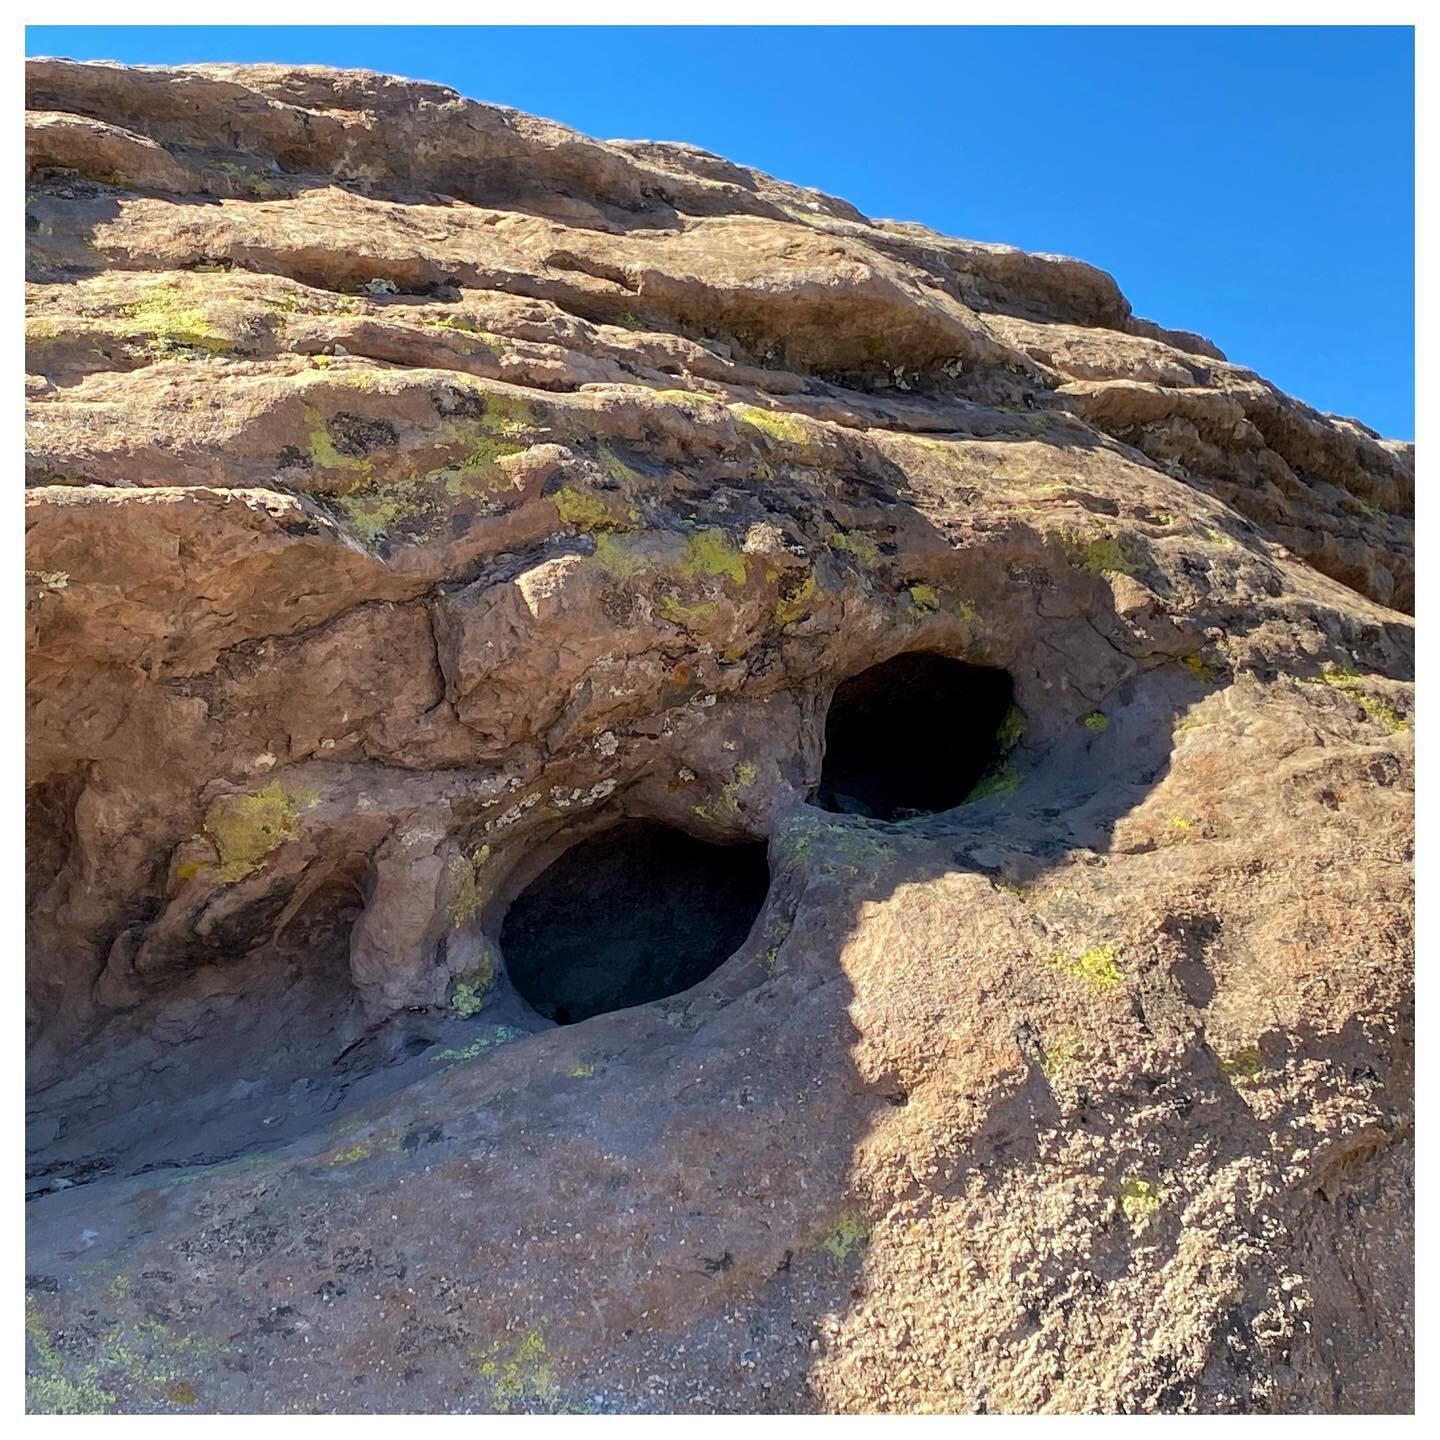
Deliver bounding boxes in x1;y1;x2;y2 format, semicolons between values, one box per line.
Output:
25;61;1412;1415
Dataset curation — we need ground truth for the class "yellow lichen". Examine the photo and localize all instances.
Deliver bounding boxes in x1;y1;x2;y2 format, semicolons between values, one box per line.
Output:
203;781;319;884
475;1326;565;1412
552;485;628;533
678;528;749;587
657;594;718;627
1120;1175;1163;1225
1040;1034;1080;1083
737;405;814;446
596;444;644;488
305;411;372;475
906;582;941;613
995;704;1026;751
1320;664;1409;733
822;1209;870;1265
26;1299;116;1415
692;760;761;823
590;531;650;579
773;571;819;628
1053;941;1123;990
433;1026;525;1065
327;1132;402;1166
1059;529;1142;576
831;529;882;570
446;851;486;927
965;760;1022;804
1220;1047;1263;1084
121;284;233;358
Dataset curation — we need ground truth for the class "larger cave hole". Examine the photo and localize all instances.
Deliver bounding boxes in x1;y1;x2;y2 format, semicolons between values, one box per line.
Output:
500;821;770;1025
815;652;1016;820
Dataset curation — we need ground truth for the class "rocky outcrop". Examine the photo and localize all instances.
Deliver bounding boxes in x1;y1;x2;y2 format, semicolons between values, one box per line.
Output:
25;61;1412;1415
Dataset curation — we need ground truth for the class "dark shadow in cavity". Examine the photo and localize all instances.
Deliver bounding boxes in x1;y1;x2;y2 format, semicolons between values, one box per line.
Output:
500;820;769;1025
814;652;1014;821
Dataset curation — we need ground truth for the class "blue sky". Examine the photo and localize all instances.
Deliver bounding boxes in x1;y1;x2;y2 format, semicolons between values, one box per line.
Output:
26;26;1415;438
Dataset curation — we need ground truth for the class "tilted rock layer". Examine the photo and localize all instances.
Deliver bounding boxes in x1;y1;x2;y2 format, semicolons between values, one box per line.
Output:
25;60;1413;1414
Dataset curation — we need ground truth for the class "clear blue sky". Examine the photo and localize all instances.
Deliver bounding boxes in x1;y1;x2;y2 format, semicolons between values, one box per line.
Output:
27;26;1415;439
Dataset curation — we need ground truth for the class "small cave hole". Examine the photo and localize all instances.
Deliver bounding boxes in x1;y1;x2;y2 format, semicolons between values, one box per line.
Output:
815;652;1015;820
500;820;770;1025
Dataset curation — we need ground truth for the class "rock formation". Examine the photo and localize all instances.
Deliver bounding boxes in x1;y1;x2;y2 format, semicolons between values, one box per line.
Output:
25;60;1413;1414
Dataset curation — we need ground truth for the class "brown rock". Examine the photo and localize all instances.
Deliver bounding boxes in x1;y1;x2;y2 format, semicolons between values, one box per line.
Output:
25;61;1411;1416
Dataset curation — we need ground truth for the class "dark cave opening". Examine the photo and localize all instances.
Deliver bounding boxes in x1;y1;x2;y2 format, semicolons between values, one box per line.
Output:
500;820;770;1025
815;653;1016;821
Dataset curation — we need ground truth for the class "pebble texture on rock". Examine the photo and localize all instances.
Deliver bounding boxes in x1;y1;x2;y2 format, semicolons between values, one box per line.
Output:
25;60;1413;1414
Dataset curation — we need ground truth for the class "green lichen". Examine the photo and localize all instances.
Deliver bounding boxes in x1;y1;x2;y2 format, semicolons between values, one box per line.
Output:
446;849;490;927
26;1294;224;1414
203;780;319;884
121;285;233;358
436;437;526;494
777;823;887;875
965;760;1022;805
450;980;491;1018
479;392;535;438
590;531;650;579
1059;529;1143;576
649;388;723;410
737;405;814;446
1119;1175;1163;1226
328;431;525;543
831;529;882;570
330;1142;375;1166
335;492;405;541
327;1130;407;1165
433;1025;526;1066
822;1210;870;1265
678;528;749;587
596;444;645;489
995;704;1026;751
26;1300;115;1415
306;411;372;476
568;1062;598;1078
906;582;941;614
1220;1047;1263;1084
658;594;719;627
420;316;504;355
1040;1034;1080;1083
773;571;819;628
692;760;761;823
1082;711;1110;732
1053;942;1123;990
552;485;627;533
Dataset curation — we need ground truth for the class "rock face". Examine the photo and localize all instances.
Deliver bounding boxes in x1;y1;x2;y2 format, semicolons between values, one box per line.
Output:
25;60;1414;1415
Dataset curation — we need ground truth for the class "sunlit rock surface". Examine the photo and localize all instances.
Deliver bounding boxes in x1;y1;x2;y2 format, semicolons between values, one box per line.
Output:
25;59;1413;1414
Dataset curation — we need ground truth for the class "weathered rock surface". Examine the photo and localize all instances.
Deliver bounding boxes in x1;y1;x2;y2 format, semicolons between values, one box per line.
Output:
25;60;1413;1414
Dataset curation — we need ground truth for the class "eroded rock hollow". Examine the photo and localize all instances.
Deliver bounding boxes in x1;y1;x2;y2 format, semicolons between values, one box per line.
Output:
501;821;770;1024
25;60;1413;1415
